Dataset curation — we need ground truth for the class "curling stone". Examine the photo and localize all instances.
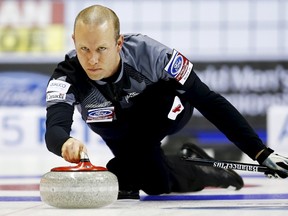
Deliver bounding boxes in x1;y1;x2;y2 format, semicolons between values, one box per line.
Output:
40;152;118;208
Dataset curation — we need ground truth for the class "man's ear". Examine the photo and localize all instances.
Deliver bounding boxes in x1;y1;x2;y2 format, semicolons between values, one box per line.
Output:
72;34;75;44
117;35;124;50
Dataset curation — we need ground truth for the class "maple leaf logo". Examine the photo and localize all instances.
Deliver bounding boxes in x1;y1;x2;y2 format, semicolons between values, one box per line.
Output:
172;104;182;113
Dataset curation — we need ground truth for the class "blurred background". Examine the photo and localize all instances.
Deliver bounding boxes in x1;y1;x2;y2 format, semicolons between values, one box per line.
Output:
1;0;288;166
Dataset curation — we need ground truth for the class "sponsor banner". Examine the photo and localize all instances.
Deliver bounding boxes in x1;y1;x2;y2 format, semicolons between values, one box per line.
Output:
0;25;64;52
0;0;65;53
195;62;288;117
267;106;288;154
0;71;49;106
0;107;112;160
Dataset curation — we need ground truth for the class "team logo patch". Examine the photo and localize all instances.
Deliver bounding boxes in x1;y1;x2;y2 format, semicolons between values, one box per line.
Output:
164;49;193;85
86;107;115;123
47;79;71;93
168;96;184;120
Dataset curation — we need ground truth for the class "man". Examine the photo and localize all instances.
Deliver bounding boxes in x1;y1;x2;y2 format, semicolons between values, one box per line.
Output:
45;4;288;199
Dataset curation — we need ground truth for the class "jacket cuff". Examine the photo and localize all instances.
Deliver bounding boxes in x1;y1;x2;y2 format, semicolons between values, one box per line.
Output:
256;147;274;164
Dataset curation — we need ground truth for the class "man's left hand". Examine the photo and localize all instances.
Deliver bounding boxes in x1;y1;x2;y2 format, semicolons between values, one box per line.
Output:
262;153;288;178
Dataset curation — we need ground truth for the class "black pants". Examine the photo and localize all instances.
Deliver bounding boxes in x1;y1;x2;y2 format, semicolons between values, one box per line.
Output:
106;142;207;195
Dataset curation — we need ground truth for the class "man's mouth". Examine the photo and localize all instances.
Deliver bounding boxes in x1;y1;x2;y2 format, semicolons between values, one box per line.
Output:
88;68;101;72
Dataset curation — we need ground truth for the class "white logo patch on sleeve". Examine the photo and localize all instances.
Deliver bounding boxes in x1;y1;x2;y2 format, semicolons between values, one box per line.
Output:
168;96;184;120
164;49;193;85
46;80;71;93
46;92;66;102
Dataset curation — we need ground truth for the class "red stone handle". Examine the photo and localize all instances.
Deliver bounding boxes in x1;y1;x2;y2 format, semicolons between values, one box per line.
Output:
51;152;107;172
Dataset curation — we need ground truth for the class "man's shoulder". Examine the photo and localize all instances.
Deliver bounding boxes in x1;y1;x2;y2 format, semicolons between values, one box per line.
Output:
53;50;83;80
66;49;77;59
122;33;170;56
123;33;156;45
59;49;80;68
123;33;144;40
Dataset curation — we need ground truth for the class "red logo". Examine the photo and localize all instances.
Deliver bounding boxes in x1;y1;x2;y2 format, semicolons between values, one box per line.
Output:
172;104;182;113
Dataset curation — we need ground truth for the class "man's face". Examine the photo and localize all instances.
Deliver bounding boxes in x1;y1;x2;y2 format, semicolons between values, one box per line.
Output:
72;21;123;80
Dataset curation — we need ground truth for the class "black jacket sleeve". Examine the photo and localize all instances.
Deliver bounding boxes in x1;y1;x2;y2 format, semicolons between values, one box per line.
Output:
182;71;267;160
45;103;74;157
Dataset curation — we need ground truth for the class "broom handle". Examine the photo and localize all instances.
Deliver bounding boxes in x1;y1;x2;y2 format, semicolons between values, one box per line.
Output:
182;156;273;173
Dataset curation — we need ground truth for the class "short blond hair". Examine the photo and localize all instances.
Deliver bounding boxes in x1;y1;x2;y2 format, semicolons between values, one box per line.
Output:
74;5;120;41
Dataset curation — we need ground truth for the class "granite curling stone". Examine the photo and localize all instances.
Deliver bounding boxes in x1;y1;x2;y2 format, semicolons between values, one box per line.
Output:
40;152;119;208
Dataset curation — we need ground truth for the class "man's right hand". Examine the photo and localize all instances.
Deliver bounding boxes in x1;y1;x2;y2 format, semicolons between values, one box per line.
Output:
61;137;87;163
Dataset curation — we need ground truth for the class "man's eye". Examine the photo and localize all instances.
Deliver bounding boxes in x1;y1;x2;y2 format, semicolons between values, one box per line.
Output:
98;47;106;51
81;47;89;51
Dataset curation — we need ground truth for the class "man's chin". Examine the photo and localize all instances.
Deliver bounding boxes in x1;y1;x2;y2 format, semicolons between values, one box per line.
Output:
86;74;103;81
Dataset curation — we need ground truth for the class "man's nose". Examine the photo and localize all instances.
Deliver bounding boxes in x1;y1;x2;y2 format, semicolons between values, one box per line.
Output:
88;52;99;65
